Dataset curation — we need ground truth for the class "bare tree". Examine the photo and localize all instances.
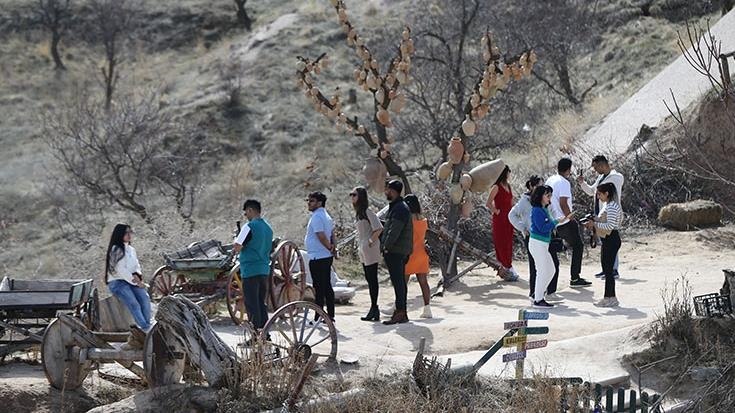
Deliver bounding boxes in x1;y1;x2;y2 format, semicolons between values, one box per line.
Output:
495;0;599;107
36;0;71;70
88;0;137;110
297;1;415;193
233;0;252;31
43;88;209;231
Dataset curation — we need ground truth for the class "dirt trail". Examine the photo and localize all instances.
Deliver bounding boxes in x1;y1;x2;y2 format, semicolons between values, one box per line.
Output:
581;9;735;156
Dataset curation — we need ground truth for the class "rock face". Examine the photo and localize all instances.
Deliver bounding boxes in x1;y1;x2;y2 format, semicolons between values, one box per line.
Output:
658;200;723;230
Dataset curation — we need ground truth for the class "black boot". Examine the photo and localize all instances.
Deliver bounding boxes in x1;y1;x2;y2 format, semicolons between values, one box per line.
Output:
360;306;380;321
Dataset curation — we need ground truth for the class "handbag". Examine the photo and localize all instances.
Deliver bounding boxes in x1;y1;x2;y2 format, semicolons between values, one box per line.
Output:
549;237;566;253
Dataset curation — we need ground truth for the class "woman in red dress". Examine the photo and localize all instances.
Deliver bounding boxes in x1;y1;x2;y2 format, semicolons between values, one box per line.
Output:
486;165;518;280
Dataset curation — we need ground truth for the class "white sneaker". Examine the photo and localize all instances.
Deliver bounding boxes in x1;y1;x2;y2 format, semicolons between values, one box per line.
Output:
381;302;395;315
545;293;564;302
420;305;433;319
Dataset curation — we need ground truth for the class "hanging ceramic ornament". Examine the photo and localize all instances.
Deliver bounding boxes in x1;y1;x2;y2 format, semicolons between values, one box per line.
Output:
447;137;464;164
461;115;477;136
460;173;473;190
436;162;452;180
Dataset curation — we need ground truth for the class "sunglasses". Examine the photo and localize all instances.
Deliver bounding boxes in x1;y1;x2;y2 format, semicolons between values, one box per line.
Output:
349;192;357;197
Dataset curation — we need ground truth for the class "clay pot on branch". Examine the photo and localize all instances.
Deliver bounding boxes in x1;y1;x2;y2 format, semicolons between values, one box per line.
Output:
447;137;464;164
363;157;387;193
468;159;505;193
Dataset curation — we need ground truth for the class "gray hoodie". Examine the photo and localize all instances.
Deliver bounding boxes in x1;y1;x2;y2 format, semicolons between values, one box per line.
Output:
508;192;532;234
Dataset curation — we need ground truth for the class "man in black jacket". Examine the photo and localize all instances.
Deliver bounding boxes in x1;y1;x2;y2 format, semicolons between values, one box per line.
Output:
381;179;413;325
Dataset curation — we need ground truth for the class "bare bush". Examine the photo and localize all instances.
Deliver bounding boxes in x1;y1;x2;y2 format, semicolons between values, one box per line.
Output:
36;0;72;71
42;88;209;232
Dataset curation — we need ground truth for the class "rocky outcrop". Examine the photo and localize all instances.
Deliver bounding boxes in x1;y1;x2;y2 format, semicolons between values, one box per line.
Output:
658;200;723;230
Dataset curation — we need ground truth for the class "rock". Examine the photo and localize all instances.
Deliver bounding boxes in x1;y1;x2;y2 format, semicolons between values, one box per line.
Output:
86;384;216;413
658;200;723;230
688;366;721;382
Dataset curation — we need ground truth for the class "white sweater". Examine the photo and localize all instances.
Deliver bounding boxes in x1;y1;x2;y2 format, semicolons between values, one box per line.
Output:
108;244;142;285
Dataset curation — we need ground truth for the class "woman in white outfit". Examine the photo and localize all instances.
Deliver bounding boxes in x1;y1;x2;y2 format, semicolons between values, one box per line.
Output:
528;186;572;308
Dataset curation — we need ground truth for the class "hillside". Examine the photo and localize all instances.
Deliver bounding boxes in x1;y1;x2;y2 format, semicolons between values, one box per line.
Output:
0;0;724;282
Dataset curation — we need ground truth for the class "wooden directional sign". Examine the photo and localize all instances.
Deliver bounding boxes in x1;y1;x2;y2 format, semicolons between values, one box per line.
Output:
503;350;527;362
503;335;528;347
504;320;528;330
525;327;549;335
523;339;548;350
523;311;549;320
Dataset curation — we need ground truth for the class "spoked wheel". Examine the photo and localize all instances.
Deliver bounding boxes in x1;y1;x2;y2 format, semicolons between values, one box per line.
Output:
268;240;307;311
144;323;186;388
149;265;185;301
261;301;337;363
42;318;90;390
226;265;248;325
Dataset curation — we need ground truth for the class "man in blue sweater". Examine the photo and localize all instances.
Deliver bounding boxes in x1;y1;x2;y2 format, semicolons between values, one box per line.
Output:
233;199;274;331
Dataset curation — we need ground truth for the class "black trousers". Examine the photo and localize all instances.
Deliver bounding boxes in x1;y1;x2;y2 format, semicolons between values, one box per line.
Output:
556;220;584;280
309;257;335;319
242;275;269;330
362;263;379;308
384;253;408;311
527;236;560;297
601;230;621;298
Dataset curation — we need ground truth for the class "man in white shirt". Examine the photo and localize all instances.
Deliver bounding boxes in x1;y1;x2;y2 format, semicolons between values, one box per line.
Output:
305;191;337;322
546;158;592;288
578;155;625;278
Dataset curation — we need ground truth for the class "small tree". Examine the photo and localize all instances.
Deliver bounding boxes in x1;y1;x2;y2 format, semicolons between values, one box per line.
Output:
36;0;71;71
297;0;415;193
88;0;137;110
233;0;253;31
43;88;208;231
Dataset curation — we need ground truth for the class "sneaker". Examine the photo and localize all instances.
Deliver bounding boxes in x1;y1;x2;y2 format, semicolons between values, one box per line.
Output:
570;278;592;288
594;271;605;279
594;297;619;307
613;270;620;279
608;297;619;307
381;302;395;315
545;293;564;302
420;304;433;319
533;300;554;308
528;295;534;303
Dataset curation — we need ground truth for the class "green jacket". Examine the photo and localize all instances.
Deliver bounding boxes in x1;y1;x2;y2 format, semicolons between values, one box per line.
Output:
381;197;413;256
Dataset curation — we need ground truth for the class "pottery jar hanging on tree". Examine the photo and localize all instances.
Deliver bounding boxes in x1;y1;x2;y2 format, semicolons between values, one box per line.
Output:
363;157;387;193
447;137;464;164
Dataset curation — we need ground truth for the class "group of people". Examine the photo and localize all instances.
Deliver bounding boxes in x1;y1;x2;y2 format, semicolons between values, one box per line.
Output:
494;156;625;308
102;155;625;345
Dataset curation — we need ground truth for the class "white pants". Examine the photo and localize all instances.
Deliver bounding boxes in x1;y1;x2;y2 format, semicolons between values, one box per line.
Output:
529;238;555;302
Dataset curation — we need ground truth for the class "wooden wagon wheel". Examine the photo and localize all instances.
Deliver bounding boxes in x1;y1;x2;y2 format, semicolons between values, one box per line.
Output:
143;323;186;388
268;241;307;311
226;264;248;325
261;301;337;362
149;265;185;301
42;318;90;390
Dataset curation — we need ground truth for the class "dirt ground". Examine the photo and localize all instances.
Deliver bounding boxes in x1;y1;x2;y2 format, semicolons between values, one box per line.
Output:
1;225;733;411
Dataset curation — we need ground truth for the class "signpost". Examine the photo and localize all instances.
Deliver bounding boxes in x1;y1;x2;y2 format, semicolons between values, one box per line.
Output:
503;310;549;380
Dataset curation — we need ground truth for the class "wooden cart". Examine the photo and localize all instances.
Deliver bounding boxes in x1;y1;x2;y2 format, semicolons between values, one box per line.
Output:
148;239;310;325
0;278;93;360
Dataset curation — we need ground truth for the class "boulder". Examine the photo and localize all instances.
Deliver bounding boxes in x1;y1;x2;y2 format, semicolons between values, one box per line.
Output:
86;384;216;413
658;200;723;230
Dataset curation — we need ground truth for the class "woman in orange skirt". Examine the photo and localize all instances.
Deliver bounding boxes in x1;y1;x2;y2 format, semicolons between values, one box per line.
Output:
404;194;432;318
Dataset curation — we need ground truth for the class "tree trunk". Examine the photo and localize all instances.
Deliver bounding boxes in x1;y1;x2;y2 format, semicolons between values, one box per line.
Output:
555;61;581;106
235;0;252;31
155;296;239;389
50;31;65;70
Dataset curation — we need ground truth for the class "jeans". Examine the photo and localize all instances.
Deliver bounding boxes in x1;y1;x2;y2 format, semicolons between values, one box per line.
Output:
601;231;621;298
384;253;408;311
528;239;555;302
556;220;584;280
310;257;335;319
362;263;379;308
527;236;560;297
243;275;269;330
108;280;152;331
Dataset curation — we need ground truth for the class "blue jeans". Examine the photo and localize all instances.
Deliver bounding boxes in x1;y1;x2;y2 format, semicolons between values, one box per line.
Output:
108;280;152;331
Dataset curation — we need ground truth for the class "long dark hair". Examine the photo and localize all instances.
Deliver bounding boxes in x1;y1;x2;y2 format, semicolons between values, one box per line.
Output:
353;187;369;221
404;194;422;214
105;224;130;284
525;175;542;194
494;165;511;186
530;185;553;207
597;182;617;201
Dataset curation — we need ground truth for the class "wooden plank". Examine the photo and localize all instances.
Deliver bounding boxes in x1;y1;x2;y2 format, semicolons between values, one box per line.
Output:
84;348;143;362
10;279;83;292
0;291;71;308
523;311;549;320
522;339;547;350
98;295;135;332
503;335;527;347
502;350;526;362
504;320;527;330
525;327;549;335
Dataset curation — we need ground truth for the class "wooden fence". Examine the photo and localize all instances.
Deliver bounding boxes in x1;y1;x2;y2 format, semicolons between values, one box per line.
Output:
559;382;663;413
